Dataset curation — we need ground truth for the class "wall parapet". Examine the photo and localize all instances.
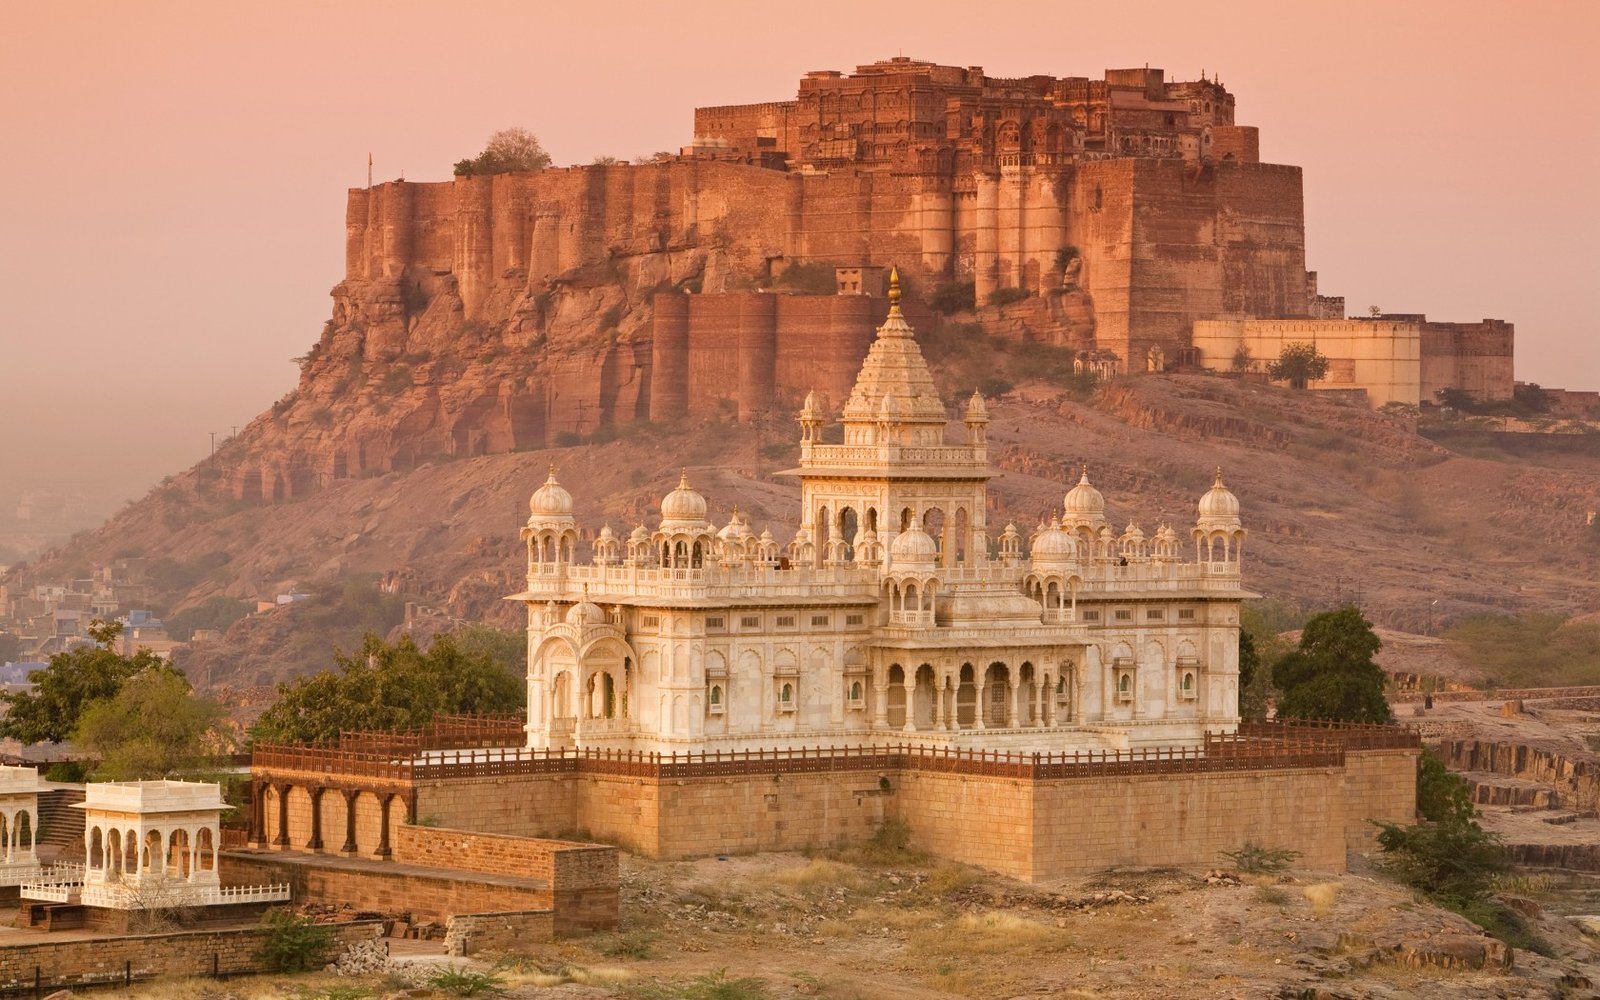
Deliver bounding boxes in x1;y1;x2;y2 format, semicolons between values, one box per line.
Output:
256;731;1349;787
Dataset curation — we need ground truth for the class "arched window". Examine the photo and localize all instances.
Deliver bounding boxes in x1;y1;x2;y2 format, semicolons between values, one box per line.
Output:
850;681;863;702
1118;674;1131;694
780;683;792;703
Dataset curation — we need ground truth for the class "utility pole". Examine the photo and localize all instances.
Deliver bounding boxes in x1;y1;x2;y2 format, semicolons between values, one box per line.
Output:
368;153;372;189
209;431;218;459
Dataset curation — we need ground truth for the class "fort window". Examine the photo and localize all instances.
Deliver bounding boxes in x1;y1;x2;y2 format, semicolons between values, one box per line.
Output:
849;681;864;707
778;683;795;711
811;615;831;627
1081;610;1101;622
846;613;864;626
1146;608;1165;621
709;685;724;714
741;615;761;629
1178;608;1196;621
1180;672;1197;699
1116;671;1134;702
706;616;725;630
642;614;660;629
1114;609;1133;622
776;615;797;628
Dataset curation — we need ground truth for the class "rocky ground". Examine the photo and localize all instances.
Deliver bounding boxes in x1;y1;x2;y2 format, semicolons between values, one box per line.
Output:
88;849;1600;1000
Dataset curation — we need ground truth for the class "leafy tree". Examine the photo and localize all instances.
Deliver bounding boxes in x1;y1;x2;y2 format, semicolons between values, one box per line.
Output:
258;910;334;972
1433;387;1477;411
74;666;224;779
1273;606;1393;723
0;621;161;744
1230;344;1252;372
252;632;524;745
1375;750;1511;936
454;127;552;177
1266;342;1330;389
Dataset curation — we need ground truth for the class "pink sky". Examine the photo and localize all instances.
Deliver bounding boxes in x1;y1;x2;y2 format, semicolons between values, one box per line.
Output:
1;0;1596;509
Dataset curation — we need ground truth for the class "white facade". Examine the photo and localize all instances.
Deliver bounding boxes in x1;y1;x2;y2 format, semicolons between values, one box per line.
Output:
0;765;42;886
21;779;288;910
514;272;1251;753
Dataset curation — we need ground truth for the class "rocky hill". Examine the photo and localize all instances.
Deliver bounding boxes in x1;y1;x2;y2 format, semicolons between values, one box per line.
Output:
8;334;1598;697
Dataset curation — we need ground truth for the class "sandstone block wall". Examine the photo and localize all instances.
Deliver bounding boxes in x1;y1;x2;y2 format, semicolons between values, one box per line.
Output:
0;920;378;991
1420;320;1515;402
445;910;556;956
1341;748;1420;849
223;852;550;926
1192;318;1423;407
393;824;618;932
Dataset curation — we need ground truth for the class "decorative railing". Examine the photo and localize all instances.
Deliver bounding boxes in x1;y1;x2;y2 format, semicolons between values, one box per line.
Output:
254;731;1347;785
1239;719;1421;751
20;863;85;902
77;881;290;910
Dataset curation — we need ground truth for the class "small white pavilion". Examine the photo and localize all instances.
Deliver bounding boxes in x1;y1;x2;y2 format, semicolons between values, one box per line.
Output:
0;765;42;886
22;779;287;910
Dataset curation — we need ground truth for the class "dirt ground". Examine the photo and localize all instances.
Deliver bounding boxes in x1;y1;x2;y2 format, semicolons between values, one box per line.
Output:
92;845;1600;1000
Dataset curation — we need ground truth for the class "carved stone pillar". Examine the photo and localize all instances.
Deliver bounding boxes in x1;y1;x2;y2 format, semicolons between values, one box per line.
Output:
975;682;988;729
1005;681;1019;728
377;794;395;859
340;790;359;855
272;784;292;848
306;787;325;851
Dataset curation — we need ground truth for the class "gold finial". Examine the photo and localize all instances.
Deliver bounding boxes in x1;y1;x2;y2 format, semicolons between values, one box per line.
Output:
887;266;902;311
1215;466;1224;486
679;469;690;488
548;463;557;478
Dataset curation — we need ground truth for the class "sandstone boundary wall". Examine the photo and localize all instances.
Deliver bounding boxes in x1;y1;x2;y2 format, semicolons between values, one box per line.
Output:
0;920;380;994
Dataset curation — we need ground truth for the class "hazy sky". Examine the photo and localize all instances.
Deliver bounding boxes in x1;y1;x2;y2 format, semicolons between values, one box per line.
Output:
2;0;1596;510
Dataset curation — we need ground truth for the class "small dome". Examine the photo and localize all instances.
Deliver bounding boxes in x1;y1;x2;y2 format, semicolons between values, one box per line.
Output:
1030;520;1075;564
717;509;751;542
566;599;606;626
891;517;938;567
529;467;573;518
759;527;775;543
966;390;988;420
1098;525;1115;541
596;524;615;541
660;470;708;524
1063;468;1106;518
629;523;649;542
1198;469;1241;520
1122;521;1145;543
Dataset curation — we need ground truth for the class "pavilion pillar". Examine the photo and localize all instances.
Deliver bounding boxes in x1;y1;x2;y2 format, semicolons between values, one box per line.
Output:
340;790;359;855
306;787;325;851
272;784;292;848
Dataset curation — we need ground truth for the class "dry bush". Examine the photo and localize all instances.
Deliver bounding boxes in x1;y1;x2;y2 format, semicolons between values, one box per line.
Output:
913;911;1062;956
769;859;862;892
1303;882;1341;916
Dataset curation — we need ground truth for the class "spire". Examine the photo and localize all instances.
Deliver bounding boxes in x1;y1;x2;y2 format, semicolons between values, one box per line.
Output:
887;266;902;314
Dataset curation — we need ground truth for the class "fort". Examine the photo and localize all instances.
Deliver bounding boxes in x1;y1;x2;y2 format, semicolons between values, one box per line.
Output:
232;54;1513;515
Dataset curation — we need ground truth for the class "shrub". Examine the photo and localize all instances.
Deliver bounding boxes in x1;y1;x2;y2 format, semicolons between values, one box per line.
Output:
770;261;838;295
426;965;508;997
978;376;1013;397
553;431;583;447
1221;842;1301;873
929;281;976;315
987;286;1031;307
259;910;334;972
380;365;413;394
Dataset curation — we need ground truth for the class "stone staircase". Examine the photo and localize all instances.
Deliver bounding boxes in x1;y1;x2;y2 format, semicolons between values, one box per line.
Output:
34;786;85;861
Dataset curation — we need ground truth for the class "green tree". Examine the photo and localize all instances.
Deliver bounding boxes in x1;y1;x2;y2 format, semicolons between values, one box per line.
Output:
1266;342;1330;389
1375;751;1509;918
252;632;524;745
73;666;224;779
1273;606;1393;723
0;621;161;744
454;127;552;177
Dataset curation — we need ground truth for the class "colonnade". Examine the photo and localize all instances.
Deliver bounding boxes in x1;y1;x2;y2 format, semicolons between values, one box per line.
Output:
249;782;407;860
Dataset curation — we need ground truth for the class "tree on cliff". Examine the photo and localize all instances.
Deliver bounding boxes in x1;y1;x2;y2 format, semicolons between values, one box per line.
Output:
251;631;524;745
454;127;552;176
1272;605;1393;724
0;621;156;744
1266;341;1330;390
